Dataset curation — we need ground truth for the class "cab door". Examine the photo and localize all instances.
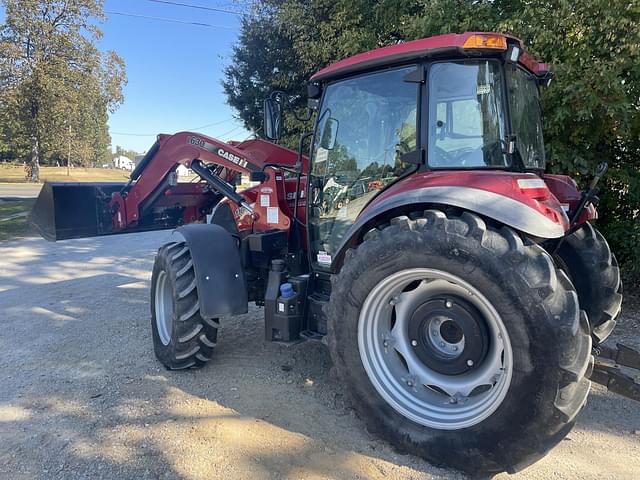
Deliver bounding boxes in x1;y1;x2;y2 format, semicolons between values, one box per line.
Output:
307;66;421;269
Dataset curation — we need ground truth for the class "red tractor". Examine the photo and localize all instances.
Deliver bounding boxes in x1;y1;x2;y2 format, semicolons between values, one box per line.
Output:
32;32;638;475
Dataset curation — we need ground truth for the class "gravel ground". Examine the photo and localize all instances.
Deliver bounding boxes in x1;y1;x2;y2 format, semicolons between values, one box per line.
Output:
0;231;638;480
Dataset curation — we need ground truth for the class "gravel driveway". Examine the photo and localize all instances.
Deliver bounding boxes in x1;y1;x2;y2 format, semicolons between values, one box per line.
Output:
0;183;42;199
0;232;638;480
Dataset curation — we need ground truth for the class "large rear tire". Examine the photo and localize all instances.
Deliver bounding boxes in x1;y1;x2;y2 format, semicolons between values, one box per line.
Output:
326;210;592;475
553;222;622;343
151;241;218;369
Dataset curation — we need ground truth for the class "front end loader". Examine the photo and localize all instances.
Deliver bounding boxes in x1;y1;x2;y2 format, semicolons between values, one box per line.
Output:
32;32;638;475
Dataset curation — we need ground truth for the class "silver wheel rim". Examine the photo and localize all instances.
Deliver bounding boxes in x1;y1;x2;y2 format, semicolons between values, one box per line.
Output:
155;270;174;346
358;268;513;430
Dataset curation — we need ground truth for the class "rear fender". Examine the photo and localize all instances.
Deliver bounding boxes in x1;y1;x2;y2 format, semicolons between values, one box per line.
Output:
543;174;598;224
332;176;570;271
170;224;248;318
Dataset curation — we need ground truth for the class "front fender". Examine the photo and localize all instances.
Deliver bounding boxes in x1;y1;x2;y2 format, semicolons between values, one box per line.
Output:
171;224;247;318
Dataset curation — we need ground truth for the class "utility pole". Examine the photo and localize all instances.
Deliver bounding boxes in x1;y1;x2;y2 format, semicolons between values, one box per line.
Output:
67;123;71;176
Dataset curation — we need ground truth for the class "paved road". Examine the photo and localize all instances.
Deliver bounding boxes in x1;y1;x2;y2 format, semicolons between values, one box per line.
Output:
0;183;42;199
0;232;638;480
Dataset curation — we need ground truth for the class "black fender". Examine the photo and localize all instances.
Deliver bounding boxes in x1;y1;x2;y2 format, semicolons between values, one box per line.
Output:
332;186;566;269
170;223;248;318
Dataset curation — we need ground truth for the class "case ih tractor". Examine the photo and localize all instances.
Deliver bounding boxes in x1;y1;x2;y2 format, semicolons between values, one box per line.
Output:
31;32;639;475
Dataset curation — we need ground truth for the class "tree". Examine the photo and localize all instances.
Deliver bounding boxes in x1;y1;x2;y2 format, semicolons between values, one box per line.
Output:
404;0;640;283
224;0;640;283
0;0;126;181
223;3;307;147
223;0;420;148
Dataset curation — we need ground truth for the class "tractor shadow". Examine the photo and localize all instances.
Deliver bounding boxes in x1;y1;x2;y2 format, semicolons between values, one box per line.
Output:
0;233;456;479
0;233;638;479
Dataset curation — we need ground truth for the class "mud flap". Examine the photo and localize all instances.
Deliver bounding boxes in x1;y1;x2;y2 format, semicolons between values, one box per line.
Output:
30;182;124;241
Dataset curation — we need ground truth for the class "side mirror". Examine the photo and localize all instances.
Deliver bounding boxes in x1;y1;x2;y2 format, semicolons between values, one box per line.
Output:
307;82;322;99
264;98;282;140
320;117;339;150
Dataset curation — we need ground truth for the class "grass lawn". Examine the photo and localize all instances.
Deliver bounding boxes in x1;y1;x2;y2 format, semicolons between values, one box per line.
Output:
0;199;36;241
0;164;129;183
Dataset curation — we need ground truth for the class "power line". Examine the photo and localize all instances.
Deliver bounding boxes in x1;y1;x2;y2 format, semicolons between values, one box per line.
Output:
217;124;245;138
188;118;237;130
110;131;157;137
111;118;240;137
144;0;244;16
105;10;236;29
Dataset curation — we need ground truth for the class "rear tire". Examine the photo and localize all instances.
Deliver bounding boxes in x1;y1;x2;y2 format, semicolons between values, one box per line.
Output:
151;241;218;369
327;210;592;475
553;222;622;343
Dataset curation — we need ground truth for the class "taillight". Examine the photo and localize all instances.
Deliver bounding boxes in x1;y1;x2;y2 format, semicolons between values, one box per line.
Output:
516;177;550;201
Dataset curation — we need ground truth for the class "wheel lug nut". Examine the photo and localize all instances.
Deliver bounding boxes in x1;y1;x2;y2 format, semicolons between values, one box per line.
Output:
445;300;453;308
439;342;445;347
453;346;458;351
383;340;388;347
467;359;474;367
411;340;418;347
432;330;438;336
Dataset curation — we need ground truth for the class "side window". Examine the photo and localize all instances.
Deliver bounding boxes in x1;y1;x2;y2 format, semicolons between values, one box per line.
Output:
428;61;508;168
506;65;546;169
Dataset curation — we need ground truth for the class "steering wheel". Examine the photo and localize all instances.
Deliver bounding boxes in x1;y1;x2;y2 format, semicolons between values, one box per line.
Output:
433;146;480;167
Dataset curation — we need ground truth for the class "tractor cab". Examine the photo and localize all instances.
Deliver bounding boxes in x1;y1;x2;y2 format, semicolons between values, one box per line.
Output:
268;32;555;269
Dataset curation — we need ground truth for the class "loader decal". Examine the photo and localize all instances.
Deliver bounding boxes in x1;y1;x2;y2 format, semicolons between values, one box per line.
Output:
186;136;249;169
187;136;248;168
217;148;248;169
187;135;206;148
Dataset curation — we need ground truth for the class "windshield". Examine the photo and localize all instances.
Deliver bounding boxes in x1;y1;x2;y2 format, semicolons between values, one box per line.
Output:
506;64;546;169
309;66;418;264
428;61;508;168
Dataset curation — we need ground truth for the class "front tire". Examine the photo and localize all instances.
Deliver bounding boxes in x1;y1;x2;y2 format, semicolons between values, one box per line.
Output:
151;241;218;369
327;210;592;475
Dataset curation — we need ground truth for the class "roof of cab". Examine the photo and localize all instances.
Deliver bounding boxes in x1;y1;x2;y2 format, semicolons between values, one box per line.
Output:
310;32;527;83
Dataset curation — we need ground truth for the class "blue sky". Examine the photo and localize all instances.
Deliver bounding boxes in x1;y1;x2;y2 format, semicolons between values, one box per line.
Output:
1;0;250;153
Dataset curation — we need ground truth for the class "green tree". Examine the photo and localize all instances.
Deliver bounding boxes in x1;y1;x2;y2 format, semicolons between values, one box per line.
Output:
223;0;420;147
225;0;640;283
0;0;126;181
404;0;640;283
223;4;307;147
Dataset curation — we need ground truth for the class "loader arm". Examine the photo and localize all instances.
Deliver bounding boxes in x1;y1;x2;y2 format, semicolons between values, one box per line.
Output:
31;132;303;240
109;131;262;231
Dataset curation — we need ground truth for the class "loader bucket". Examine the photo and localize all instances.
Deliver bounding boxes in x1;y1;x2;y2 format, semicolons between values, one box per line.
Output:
30;182;125;241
